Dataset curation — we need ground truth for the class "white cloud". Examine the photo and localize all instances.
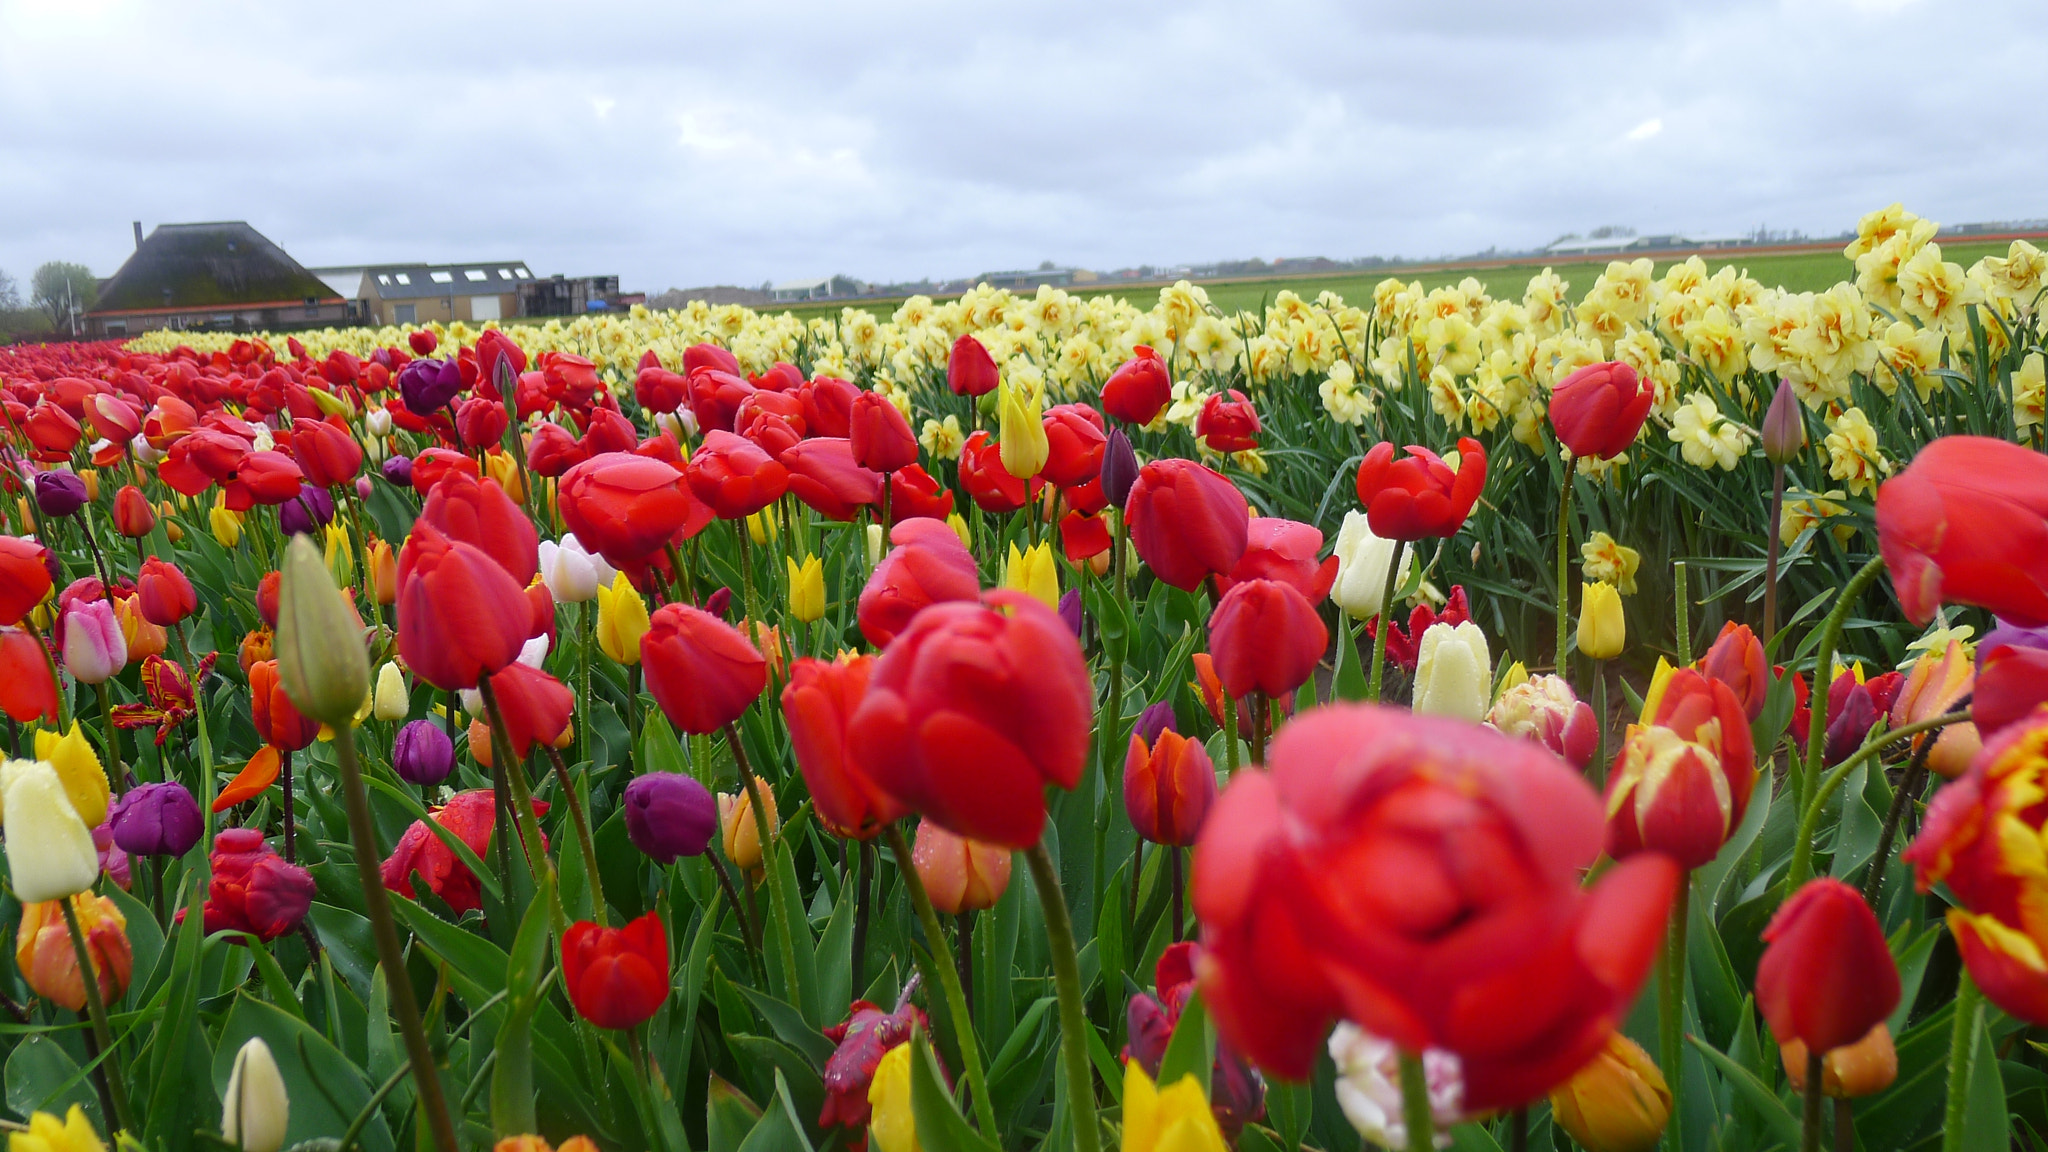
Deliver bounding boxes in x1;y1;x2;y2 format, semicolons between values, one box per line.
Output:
1625;118;1664;143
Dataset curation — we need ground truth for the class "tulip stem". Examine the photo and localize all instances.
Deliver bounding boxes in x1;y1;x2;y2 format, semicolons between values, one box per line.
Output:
1507;1107;1527;1152
1169;846;1183;944
1789;709;1970;888
280;748;294;862
59;897;134;1136
95;680;125;795
1674;561;1690;666
1249;694;1269;766
707;851;765;985
544;745;606;925
957;911;974;1024
1024;837;1102;1152
1943;970;1981;1152
1555;461;1573;672
727;723;799;1012
1659;874;1690;1152
1799;556;1887;815
884;822;1000;1137
1800;1049;1825;1152
1367;544;1403;703
1862;706;1955;908
1397;1051;1434;1152
325;725;460;1152
1763;465;1786;649
850;839;871;999
1835;1098;1855;1152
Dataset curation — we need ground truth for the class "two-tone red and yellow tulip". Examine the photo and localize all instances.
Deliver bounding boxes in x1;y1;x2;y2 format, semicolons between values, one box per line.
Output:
15;893;131;1012
1890;639;1980;777
912;821;1012;914
1603;669;1757;869
1756;878;1900;1055
1697;622;1768;721
1354;439;1487;540
1877;435;2048;628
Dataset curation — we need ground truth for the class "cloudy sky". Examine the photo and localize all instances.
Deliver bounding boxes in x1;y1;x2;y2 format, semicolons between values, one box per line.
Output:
2;0;2041;295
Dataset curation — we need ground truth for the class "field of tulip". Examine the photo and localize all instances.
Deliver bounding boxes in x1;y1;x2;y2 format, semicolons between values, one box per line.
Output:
0;200;2039;1152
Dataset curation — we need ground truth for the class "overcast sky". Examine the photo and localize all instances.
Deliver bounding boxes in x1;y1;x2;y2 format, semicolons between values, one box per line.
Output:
3;0;2042;295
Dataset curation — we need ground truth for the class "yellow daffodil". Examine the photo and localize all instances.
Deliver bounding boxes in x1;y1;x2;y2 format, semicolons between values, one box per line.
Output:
1580;531;1641;596
595;571;650;665
8;1104;106;1152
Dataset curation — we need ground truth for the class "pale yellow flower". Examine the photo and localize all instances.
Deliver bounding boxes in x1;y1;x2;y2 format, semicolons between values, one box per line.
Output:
1581;531;1642;596
1781;490;1854;548
918;415;965;462
2014;351;2046;431
1668;392;1753;472
1823;407;1891;497
1897;242;1983;334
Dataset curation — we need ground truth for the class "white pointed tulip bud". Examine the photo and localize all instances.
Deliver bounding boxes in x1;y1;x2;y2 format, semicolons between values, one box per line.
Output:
1329;511;1412;621
1412;620;1492;722
223;1037;290;1152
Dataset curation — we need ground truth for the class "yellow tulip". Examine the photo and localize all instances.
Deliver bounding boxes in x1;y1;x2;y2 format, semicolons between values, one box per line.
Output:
946;512;972;551
0;762;100;904
373;662;410;721
1548;1032;1669;1152
324;522;355;586
997;381;1048;480
485;450;524;503
867;1044;919;1152
210;497;244;548
1578;580;1625;660
748;503;779;546
1637;656;1676;724
27;725;110;828
8;1104;106;1152
1495;659;1530;702
719;783;778;875
1122;1062;1228;1152
596;572;650;665
786;555;825;624
1004;542;1059;611
77;470;98;503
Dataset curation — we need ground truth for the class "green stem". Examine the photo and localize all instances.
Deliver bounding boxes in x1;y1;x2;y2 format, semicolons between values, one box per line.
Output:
1659;875;1690;1152
59;897;133;1135
1398;1051;1435;1152
1222;685;1239;776
1788;709;1971;887
1799;556;1886;814
1367;544;1404;703
1763;466;1785;648
1942;971;1981;1152
1024;838;1102;1152
331;725;459;1152
95;680;125;795
1800;1049;1825;1152
883;822;1000;1137
728;723;799;1008
544;745;606;925
1674;560;1691;666
1556;461;1573;670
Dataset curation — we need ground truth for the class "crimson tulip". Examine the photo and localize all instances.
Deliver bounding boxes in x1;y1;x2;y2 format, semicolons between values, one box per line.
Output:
1549;362;1653;461
526;421;588;477
396;522;533;690
1604;669;1757;869
382;790;546;915
1354;439;1488;540
857;519;980;648
558;452;712;569
1756;879;1900;1054
1192;704;1677;1107
1102;345;1172;426
849;391;919;474
232;450;307;507
135;557;196;627
112;484;156;537
455;395;509;450
947;334;1000;397
158;428;248;495
24;402;80;460
485;661;574;759
782;438;882;521
1877;435;2048;627
1208;579;1327;702
687;430;789;519
802;375;858;439
1040;403;1107;487
847;591;1092;848
782;654;908;839
688;368;756;433
888;465;953;524
410;446;480;493
641;603;767;734
1197;390;1261;453
0;536;54;626
1126;458;1250;591
0;627;59;724
959;430;1030;514
203;827;316;941
1977;642;2048;737
634;365;690;414
408;329;437;356
821;1000;928;1130
476;328;527;384
683;342;743;378
580;407;640;457
293;417;363;488
563;912;670;1029
734;391;806;458
1218;517;1338;603
1126;727;1216;846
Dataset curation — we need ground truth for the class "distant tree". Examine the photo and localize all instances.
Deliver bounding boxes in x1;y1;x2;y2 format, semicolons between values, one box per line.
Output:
31;262;96;331
0;267;19;311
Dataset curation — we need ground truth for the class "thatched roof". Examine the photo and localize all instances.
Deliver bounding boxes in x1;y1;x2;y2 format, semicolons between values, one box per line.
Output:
90;222;339;314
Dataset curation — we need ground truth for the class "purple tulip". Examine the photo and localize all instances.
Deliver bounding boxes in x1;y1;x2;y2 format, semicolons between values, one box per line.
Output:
109;781;203;857
1134;700;1177;746
1979;618;2048;670
33;471;87;517
397;356;464;414
623;772;718;864
382;455;415;488
1102;428;1139;509
1059;589;1084;637
393;719;455;786
278;483;336;537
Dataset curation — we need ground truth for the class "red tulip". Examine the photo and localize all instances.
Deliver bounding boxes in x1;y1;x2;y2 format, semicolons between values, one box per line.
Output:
233;450;307;507
112;485;156;538
1197;390;1261;453
1549;362;1653;461
686;430;789;519
849;392;919;474
688;368;756;433
484;661;574;759
255;570;281;628
848;591;1091;848
558;452;712;569
782;438;882;521
1208;579;1327;702
947;334;1000;397
1126;459;1250;591
634;365;690;414
754;362;806;393
959;430;1030;514
1878;436;2048;627
419;471;539;585
857;519;980;648
408;329;437;356
158;428;249;495
1192;704;1678;1107
1354;439;1488;540
580;407;640;457
782;654;907;839
0;536;54;626
1697;621;1768;721
802;375;859;439
888;465;953;524
1040;403;1107;487
526;421;588;478
396;522;534;690
203;827;316;941
476;328;528;385
734;390;806;458
563;912;670;1029
135;557;196;627
1976;644;2048;736
294;417;364;488
1059;511;1113;564
382;790;546;914
683;342;743;377
821;1000;928;1130
0;627;59;724
1101;346;1172;426
24;402;81;460
1126;727;1216;846
641;603;767;735
410;447;480;494
1756;879;1899;1053
544;353;605;409
455;395;509;450
1604;669;1758;869
86;394;141;445
249;658;321;752
1218;517;1337;604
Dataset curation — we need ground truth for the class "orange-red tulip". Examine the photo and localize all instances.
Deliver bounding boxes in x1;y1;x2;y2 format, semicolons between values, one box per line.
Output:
1125;727;1216;846
782;655;907;840
1878;435;2048;627
1756;879;1900;1054
641;603;767;735
562;912;670;1029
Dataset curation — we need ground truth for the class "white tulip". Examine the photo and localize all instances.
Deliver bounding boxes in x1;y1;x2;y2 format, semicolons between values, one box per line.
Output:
1411;620;1492;722
364;407;393;437
563;534;619;590
1328;1022;1463;1150
539;538;600;603
1330;511;1412;621
223;1037;290;1152
2;760;100;903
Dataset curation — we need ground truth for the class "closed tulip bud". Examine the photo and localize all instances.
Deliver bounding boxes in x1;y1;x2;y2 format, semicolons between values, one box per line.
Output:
946;333;1000;397
1412;620;1492;721
562;912;671;1030
34;471;87;518
109;780;202;857
1757;879;1900;1054
211;500;244;547
850;391;920;474
912;821;1012;914
1134;700;1177;747
136;557;197;627
112;484;155;537
1579;581;1625;659
26;723;111;828
867;1043;919;1152
373;661;409;720
1762;378;1805;465
1209;578;1327;702
1487;674;1599;769
1102;428;1139;509
997;382;1049;480
1697;621;1768;720
16;893;131;1012
623;772;718;863
1126;458;1251;592
1780;1023;1898;1099
719;783;778;873
1126;728;1217;846
537;539;596;603
787;554;825;623
223;1037;290;1152
366;538;397;605
643;603;767;734
2;761;100;902
595;571;650;664
0;535;53;627
275;535;370;727
1550;362;1653;462
1548;1032;1670;1152
60;599;125;685
1003;541;1060;611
